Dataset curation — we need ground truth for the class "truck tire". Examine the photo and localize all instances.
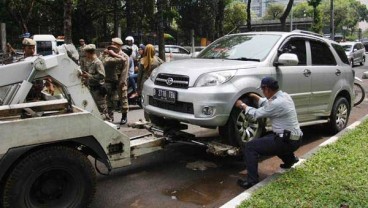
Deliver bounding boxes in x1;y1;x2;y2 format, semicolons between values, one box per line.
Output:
327;97;350;134
1;146;96;208
219;97;265;147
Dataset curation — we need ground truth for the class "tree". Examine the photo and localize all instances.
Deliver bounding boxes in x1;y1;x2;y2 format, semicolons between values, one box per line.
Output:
307;0;322;33
5;0;37;33
64;0;72;44
246;0;252;31
263;3;284;20
292;2;313;19
224;1;247;33
279;0;294;32
157;0;166;61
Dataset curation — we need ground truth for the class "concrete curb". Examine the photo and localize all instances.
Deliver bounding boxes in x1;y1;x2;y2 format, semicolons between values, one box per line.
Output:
221;114;368;208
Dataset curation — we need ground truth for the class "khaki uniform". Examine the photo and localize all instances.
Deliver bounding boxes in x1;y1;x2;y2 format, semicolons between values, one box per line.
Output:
82;57;109;119
99;54;125;118
118;52;130;114
79;44;87;69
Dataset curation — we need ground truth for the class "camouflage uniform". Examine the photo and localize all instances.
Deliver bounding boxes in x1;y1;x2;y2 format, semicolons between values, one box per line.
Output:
99;54;125;119
118;51;130;115
82;57;109;120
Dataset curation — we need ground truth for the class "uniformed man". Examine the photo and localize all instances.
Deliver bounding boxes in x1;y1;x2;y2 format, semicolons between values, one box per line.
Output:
22;38;36;58
235;76;303;189
80;44;110;121
78;38;87;68
111;37;130;125
99;44;127;121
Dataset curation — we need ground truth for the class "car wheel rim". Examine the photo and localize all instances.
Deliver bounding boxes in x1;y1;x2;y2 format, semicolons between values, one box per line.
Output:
236;110;260;142
335;103;348;130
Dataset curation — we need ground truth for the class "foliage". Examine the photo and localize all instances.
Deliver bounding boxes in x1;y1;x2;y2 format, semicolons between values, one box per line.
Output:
263;3;284;20
240;119;368;207
320;0;368;36
292;2;313;19
224;1;247;33
307;0;322;33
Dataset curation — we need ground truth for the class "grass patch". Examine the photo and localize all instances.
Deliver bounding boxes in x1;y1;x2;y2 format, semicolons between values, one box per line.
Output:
239;120;368;208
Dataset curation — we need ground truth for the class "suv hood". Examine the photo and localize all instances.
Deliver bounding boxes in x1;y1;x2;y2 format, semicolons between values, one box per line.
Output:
156;58;259;78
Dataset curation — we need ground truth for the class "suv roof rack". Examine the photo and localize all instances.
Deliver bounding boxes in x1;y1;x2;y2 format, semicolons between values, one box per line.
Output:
292;30;323;37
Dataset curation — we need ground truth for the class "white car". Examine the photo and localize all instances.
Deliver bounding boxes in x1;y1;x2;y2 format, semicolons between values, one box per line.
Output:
155;45;192;62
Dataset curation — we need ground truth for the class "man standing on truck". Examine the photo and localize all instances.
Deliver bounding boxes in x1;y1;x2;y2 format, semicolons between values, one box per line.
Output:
235;77;303;189
80;44;110;121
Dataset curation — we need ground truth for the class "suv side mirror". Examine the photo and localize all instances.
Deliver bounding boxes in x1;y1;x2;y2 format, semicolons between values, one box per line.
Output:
277;53;299;66
353;48;358;52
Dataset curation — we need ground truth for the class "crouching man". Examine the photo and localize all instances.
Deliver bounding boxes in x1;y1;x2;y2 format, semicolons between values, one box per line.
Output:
235;76;303;189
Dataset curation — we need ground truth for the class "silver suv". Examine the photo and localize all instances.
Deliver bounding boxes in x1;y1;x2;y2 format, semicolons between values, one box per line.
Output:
340;41;366;66
143;31;354;146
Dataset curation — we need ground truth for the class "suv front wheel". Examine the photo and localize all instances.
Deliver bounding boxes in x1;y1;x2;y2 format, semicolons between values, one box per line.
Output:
219;98;265;147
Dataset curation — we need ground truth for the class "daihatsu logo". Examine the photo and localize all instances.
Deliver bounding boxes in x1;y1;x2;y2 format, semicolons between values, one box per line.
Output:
166;78;174;85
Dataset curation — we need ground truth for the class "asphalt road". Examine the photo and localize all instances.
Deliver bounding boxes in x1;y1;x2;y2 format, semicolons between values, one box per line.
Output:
91;64;368;208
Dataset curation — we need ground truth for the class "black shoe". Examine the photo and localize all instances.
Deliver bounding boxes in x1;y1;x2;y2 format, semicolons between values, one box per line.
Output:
280;157;299;169
120;113;127;125
237;179;257;189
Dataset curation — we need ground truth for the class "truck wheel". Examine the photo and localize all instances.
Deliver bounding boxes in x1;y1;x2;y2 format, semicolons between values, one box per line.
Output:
219;98;265;147
1;146;96;208
327;97;350;134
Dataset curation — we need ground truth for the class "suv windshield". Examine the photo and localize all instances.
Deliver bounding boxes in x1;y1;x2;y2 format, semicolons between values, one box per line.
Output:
341;44;352;52
198;34;281;61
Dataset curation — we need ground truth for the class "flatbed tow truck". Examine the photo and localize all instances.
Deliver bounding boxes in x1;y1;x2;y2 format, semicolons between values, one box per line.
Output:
0;54;239;207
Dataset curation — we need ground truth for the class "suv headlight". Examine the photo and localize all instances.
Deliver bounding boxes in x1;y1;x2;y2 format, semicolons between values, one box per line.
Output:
150;68;159;81
194;70;237;87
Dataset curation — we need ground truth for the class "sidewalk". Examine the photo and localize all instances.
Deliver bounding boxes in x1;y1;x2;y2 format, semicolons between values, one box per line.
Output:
221;114;368;207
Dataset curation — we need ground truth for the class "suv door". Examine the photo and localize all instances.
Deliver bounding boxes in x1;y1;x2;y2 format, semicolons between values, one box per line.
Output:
308;39;339;115
276;37;311;119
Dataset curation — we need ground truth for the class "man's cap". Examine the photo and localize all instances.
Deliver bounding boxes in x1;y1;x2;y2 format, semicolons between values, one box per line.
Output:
79;39;85;42
22;38;36;46
111;37;123;45
84;44;96;51
107;45;119;53
258;77;279;89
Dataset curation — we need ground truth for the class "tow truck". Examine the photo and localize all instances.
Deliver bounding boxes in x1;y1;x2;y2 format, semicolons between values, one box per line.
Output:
0;53;239;207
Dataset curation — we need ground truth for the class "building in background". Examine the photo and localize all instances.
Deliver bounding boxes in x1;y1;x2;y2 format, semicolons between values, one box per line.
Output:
243;0;306;18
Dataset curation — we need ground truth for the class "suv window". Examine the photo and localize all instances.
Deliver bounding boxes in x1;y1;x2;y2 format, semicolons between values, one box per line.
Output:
280;39;307;65
310;41;336;65
332;43;350;64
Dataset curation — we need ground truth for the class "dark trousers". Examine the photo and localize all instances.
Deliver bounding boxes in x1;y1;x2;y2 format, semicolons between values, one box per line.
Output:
244;133;301;184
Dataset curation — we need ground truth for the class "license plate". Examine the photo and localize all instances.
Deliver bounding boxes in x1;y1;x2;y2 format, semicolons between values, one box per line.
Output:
153;88;177;103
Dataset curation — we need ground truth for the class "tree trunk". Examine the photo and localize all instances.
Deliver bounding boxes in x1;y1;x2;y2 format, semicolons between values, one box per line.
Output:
113;0;119;37
125;0;132;36
157;0;165;61
215;0;225;38
64;0;73;44
247;0;252;31
279;0;294;32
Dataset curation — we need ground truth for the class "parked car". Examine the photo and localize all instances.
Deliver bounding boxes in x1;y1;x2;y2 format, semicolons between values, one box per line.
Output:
143;31;354;147
155;45;192;62
340;41;365;66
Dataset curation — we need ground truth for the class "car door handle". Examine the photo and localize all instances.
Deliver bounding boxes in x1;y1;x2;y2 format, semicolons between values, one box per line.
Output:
335;69;341;76
303;69;311;77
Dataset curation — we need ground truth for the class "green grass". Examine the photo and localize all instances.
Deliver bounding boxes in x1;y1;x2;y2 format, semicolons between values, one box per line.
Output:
239;120;368;208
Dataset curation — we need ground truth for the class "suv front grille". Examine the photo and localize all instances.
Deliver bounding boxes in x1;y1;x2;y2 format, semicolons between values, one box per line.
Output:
154;73;189;89
148;96;194;114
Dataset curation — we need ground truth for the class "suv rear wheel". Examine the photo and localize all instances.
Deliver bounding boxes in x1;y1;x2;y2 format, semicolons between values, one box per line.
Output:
219;98;265;147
